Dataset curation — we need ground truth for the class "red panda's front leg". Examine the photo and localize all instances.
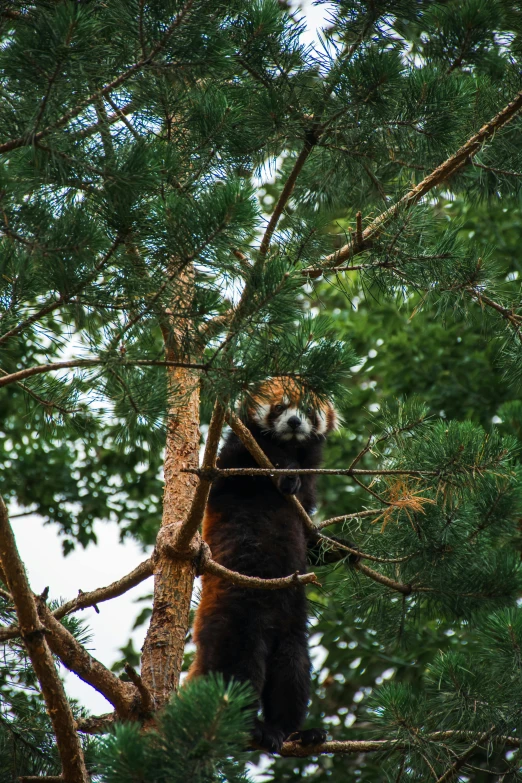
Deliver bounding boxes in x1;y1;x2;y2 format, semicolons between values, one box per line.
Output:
277;461;301;496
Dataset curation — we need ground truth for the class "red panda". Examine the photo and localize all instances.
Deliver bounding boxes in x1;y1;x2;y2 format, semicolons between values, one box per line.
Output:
188;379;340;753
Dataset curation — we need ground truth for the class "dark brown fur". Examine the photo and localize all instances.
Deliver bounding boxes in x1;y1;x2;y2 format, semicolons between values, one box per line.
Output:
188;384;337;752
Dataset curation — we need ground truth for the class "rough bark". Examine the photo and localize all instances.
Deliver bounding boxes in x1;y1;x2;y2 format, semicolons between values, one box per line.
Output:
140;265;201;710
0;496;89;783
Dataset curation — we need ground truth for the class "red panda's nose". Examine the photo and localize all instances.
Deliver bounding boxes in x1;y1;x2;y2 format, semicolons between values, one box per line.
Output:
287;416;302;430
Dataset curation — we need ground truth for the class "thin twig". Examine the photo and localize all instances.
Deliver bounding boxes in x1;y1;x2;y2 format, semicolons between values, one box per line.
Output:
0;585;12;601
434;729;494;783
124;663;153;715
258;135;318;257
185;467;437;478
318;509;383;528
105;94;141;139
0;358;208;389
54;558;153;620
0;495;89;782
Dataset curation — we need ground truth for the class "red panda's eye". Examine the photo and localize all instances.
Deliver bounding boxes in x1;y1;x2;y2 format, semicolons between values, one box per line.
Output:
306;406;313;416
274;403;286;414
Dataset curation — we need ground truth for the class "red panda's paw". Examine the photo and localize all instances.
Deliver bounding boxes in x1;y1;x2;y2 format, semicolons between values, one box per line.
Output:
286;727;327;746
278;475;301;496
251;721;286;754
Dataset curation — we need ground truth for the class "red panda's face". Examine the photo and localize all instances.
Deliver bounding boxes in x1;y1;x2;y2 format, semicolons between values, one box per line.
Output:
246;379;339;443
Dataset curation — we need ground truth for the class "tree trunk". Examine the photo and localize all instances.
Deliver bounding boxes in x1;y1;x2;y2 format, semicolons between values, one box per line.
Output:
140;267;200;709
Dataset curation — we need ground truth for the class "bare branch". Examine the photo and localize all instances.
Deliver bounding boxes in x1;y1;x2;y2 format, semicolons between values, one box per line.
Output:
124;663;153;715
171;400;226;554
19;778;65;783
54;557;153;620
36;599;140;719
0;358;208;389
280;728;512;757
354;561;412;595
318;509;384;529
76;712;115;734
185;467;437;478
258;135;318;258
0;558;153;643
305;88;522;275
0;495;89;783
197;542;319;589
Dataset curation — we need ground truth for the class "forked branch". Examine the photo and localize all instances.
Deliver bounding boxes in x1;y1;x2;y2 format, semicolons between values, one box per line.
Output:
0;495;89;783
36;600;140;719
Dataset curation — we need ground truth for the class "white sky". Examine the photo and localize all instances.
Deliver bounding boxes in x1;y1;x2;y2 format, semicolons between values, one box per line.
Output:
6;0;335;718
12;514;152;713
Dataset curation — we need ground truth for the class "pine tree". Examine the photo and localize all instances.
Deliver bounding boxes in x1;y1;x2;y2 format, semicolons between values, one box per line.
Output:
3;0;522;780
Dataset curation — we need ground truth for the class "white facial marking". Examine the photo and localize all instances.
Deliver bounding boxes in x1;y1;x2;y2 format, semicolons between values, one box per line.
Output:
274;406;312;441
316;409;328;435
252;403;271;428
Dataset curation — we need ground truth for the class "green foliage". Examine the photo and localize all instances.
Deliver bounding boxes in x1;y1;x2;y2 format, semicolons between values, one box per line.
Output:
4;0;522;780
96;675;254;783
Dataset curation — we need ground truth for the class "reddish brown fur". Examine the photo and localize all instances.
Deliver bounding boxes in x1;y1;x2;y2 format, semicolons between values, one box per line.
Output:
247;378;338;431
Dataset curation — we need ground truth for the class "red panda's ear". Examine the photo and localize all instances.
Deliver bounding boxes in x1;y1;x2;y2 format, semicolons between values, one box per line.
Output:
328;404;343;432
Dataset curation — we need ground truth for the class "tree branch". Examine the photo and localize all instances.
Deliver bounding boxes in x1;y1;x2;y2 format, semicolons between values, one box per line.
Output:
434;730;494;783
186;467;437;478
225;411;317;534
0;358;208;389
258;135;318;258
54;557;153;620
0;1;195;155
197;542;319;589
304;88;522;275
0;558;153;643
466;285;522;342
169;400;226;554
0;495;89;783
36;599;140;719
318;509;384;529
223;414;419;591
278;728;512;757
76;712;116;734
124;663;153;715
0;237;122;347
19;778;65;783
